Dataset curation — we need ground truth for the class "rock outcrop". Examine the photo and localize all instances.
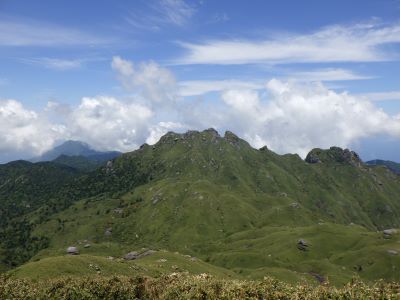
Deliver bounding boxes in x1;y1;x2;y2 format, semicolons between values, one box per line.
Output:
66;246;79;255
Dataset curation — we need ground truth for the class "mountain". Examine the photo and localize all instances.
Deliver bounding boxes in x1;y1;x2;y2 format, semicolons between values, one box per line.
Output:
0;160;82;267
52;155;105;172
2;129;400;285
31;140;121;163
366;159;400;175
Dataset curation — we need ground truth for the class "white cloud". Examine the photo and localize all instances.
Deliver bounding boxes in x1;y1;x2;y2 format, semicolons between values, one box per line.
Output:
67;96;153;152
179;80;264;96
3;57;400;162
111;56;177;105
21;58;83;70
125;0;195;31
359;91;400;102
290;68;374;81
0;17;110;47
0;99;64;155
146;121;185;144
155;0;195;26
212;79;400;157
176;22;400;65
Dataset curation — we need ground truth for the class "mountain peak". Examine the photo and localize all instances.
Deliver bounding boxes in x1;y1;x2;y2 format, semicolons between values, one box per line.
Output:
31;140;121;162
157;128;222;145
305;146;362;165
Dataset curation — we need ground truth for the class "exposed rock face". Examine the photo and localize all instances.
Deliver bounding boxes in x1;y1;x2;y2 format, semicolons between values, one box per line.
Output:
305;147;362;166
305;153;321;164
105;160;114;174
224;131;240;146
67;246;79;255
203;128;220;138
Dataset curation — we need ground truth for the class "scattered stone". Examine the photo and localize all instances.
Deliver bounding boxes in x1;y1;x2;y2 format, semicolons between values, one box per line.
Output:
139;249;156;258
152;194;162;205
113;208;123;214
66;246;79;255
157;259;167;263
84;243;91;248
124;251;139;260
387;249;399;255
104;227;112;236
309;272;325;284
354;265;363;272
383;229;397;238
123;249;155;260
297;239;309;251
290;202;300;208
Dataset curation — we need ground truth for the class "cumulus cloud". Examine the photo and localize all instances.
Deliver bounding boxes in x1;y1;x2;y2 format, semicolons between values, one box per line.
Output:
67;96;153;151
215;79;400;157
146;121;185;144
2;56;400;161
0;99;65;155
176;22;400;65
111;56;177;105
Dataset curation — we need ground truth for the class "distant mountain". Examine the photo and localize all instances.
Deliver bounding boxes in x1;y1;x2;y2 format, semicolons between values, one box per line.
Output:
366;159;400;175
31;140;121;163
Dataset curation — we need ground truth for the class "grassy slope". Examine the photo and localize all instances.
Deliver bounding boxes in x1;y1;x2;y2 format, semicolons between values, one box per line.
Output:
3;129;400;285
9;251;237;281
367;159;400;175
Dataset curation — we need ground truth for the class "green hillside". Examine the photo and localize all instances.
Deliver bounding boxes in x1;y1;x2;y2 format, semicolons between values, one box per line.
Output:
52;154;105;171
1;129;400;286
366;159;400;175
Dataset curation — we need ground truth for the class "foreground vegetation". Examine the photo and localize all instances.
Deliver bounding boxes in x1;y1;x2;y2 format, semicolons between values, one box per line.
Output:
1;274;399;299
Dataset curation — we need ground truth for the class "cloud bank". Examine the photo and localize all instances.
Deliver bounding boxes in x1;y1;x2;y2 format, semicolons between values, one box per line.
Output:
2;57;400;161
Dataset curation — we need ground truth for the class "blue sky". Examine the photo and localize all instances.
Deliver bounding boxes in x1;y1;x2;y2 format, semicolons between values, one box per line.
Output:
1;0;400;162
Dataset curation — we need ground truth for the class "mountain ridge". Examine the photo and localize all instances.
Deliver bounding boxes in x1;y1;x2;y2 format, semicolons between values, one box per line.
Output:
1;128;400;285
